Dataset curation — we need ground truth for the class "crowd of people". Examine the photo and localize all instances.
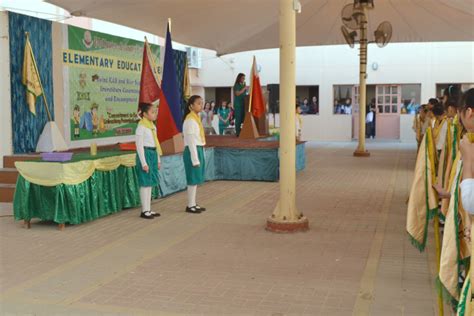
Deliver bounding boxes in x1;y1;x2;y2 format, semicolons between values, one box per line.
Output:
334;98;353;115
297;96;319;115
199;73;249;136
407;86;474;314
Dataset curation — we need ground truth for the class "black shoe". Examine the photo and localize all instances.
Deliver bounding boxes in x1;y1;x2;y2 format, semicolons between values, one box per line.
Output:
195;205;206;212
150;211;161;217
185;206;201;214
140;211;154;219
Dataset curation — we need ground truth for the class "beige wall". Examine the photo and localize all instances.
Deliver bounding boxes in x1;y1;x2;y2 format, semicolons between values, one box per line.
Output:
0;11;12;165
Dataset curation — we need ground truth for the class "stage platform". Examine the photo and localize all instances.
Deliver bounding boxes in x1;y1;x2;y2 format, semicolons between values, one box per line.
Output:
11;136;306;228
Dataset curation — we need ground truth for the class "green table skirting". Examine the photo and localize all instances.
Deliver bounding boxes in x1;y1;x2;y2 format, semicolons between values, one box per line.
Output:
14;144;306;225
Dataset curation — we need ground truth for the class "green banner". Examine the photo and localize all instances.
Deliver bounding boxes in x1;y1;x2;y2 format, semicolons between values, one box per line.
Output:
64;26;161;141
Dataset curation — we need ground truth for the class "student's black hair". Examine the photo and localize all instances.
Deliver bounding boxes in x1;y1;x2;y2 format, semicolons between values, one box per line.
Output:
138;102;152;118
234;73;245;86
445;97;459;109
183;95;203;122
428;98;439;106
432;102;445;116
460;88;474;112
296;104;301;109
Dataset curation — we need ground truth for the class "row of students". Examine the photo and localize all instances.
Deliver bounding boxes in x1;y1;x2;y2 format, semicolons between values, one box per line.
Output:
135;95;207;219
409;88;474;313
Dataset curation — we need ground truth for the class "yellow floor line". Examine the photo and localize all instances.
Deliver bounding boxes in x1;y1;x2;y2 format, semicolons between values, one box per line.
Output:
352;152;400;316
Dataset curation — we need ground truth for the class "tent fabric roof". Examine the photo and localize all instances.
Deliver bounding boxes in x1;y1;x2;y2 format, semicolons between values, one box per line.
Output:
47;0;474;54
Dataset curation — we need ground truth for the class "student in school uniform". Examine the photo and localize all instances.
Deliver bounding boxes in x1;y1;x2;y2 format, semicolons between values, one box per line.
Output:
432;102;448;157
135;102;161;219
217;101;231;135
296;104;302;141
183;95;207;214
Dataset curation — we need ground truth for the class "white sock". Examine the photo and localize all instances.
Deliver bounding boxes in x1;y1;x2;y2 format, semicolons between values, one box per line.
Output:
187;185;197;208
145;187;152;212
140;187;148;213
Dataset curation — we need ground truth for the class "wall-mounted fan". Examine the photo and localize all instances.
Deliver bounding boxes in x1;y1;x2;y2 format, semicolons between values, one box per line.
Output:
341;26;357;48
374;21;393;48
341;4;364;30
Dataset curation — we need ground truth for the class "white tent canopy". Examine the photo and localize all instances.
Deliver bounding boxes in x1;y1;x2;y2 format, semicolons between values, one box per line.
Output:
48;0;474;55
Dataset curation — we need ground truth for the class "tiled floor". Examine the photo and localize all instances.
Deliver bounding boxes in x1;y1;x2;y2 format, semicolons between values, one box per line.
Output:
0;142;442;315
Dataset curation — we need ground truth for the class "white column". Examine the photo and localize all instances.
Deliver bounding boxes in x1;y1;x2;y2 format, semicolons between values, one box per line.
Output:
267;0;308;232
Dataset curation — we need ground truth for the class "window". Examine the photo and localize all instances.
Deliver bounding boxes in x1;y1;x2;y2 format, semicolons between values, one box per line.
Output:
376;85;399;114
267;85;319;115
400;84;421;114
333;85;353;115
296;85;319;115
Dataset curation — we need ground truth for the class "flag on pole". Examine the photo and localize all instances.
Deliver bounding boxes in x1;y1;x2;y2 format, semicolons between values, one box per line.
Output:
161;21;183;132
22;36;43;116
249;56;265;118
139;39;179;142
183;59;192;102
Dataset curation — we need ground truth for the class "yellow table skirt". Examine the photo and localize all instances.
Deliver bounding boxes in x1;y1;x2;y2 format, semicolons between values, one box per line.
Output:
15;154;136;186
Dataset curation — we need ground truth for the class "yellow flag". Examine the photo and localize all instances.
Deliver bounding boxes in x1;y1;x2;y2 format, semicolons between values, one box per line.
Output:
183;61;191;101
22;37;43;116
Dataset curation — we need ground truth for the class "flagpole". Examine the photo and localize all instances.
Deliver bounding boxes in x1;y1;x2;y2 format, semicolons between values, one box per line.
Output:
248;57;255;113
144;37;160;82
25;32;52;122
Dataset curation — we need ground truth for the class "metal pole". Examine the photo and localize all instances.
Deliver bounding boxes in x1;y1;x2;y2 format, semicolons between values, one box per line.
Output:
353;7;369;157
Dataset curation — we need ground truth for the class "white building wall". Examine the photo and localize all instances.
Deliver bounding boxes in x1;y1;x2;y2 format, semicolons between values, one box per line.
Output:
199;42;474;142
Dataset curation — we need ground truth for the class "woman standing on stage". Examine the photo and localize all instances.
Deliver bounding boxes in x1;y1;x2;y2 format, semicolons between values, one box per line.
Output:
233;73;248;137
183;95;207;214
135;102;161;219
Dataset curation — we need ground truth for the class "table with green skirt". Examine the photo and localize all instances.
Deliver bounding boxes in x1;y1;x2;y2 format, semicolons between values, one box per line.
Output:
13;144;305;229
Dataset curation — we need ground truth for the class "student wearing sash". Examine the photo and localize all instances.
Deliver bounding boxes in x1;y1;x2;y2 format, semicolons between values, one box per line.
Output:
432;89;474;313
136;102;162;219
432;102;448;157
295;104;302;141
183;95;207;214
217;101;231;135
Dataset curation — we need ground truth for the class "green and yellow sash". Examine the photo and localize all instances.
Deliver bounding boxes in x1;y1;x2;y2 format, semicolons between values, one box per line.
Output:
407;128;439;251
439;157;471;305
185;111;206;144
138;118;162;156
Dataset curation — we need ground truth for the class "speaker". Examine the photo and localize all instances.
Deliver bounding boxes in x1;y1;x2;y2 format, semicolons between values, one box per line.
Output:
267;84;280;114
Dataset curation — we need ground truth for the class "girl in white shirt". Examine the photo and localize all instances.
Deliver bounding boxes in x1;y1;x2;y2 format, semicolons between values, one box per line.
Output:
183;96;207;214
135;102;162;219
